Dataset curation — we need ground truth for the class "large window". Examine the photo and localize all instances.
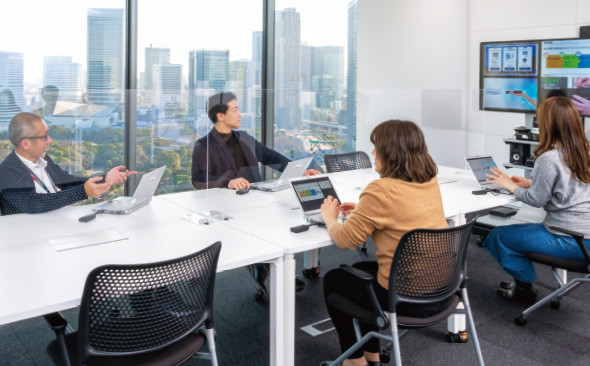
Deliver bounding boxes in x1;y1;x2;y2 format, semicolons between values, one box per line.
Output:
0;0;126;200
137;0;263;193
273;0;356;171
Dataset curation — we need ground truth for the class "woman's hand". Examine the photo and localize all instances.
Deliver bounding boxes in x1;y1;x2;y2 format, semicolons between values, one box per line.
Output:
485;167;519;192
321;195;340;227
339;202;357;216
510;175;532;188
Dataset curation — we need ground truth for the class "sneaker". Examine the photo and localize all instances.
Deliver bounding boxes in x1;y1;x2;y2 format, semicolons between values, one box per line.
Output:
496;281;537;305
296;276;306;292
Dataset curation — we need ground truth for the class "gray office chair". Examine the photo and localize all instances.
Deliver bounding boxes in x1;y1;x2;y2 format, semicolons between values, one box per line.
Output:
323;221;484;366
323;151;373;263
46;242;222;366
514;226;590;326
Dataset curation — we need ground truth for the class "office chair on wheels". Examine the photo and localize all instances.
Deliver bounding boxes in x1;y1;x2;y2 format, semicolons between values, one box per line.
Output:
514;226;590;326
323;151;373;263
46;242;222;366
322;221;484;366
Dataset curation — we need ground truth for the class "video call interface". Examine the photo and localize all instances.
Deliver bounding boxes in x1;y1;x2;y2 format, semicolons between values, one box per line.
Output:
467;157;498;183
292;177;339;211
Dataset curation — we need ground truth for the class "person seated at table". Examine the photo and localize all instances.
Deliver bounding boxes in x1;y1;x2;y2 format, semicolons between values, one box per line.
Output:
0;112;136;215
320;120;449;366
191;92;320;298
191;91;320;190
484;97;590;304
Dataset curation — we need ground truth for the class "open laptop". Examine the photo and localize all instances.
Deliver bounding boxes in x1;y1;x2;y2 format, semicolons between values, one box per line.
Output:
465;155;511;194
289;174;341;223
251;157;313;192
93;165;166;214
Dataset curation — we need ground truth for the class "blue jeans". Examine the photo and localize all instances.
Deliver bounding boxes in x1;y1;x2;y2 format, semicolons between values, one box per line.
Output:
483;223;590;283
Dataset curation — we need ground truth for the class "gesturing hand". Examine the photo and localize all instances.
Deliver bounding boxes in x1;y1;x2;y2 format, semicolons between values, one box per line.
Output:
339;202;357;216
321;195;340;225
84;176;112;198
105;165;137;186
485;167;518;192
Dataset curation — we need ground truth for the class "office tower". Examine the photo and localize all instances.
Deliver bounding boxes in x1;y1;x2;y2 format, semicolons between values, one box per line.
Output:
300;45;314;92
43;56;82;102
0;51;24;130
230;60;248;112
345;0;358;150
87;8;124;105
249;31;262;91
275;8;301;130
144;46;170;105
315;46;344;106
188;49;229;118
155;63;182;115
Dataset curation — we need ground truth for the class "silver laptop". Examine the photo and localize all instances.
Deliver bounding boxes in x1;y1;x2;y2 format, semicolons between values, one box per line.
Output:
251;157;313;192
465;155;511;194
93;165;166;214
289;174;341;223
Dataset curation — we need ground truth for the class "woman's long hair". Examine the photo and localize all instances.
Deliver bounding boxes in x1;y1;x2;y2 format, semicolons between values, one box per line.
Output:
534;97;590;183
370;120;437;183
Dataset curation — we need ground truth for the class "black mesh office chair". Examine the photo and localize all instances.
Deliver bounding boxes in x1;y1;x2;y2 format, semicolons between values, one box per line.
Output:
46;242;222;366
514;227;590;326
323;221;484;366
323;151;373;262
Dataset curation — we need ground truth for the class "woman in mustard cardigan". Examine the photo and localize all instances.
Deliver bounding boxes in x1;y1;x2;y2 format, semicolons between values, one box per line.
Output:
320;120;449;366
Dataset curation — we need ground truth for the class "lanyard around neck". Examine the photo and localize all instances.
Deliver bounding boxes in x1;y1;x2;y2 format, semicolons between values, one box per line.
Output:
29;170;56;193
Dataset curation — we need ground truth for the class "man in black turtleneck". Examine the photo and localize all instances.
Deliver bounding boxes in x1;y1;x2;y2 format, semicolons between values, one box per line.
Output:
191;92;319;298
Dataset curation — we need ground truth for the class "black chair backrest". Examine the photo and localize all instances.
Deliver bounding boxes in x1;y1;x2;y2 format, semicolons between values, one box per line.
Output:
78;241;222;361
324;151;372;173
387;221;475;312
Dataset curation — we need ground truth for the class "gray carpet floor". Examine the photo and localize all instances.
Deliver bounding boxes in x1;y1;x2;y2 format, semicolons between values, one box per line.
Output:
1;224;589;366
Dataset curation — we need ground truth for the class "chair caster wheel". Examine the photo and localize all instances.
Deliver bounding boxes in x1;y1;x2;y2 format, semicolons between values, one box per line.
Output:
379;349;391;363
302;267;320;279
514;315;527;326
476;236;484;247
549;299;560;309
446;331;468;343
254;290;267;303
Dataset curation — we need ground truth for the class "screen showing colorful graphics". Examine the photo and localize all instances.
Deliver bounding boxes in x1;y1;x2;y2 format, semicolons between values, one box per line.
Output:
539;39;590;111
480;41;540;112
291;176;339;212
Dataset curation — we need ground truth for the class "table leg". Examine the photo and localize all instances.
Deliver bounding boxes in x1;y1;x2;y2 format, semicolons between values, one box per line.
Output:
282;253;296;366
268;256;285;366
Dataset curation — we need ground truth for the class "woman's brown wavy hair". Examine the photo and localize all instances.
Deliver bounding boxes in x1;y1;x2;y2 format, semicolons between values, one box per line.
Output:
370;120;437;183
534;97;590;183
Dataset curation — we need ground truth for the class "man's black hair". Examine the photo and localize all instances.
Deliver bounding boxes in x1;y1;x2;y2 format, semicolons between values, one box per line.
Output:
207;92;237;123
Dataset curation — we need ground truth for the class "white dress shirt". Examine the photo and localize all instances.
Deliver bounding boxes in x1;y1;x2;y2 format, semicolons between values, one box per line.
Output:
16;152;59;194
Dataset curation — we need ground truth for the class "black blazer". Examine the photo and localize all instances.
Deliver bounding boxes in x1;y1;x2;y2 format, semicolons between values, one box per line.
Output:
0;150;88;215
191;128;290;189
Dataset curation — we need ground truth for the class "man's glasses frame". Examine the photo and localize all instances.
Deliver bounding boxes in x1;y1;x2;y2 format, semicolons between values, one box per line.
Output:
20;134;49;143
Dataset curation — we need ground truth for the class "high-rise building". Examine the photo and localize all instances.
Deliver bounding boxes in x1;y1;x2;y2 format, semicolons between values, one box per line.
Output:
154;63;182;114
230;60;249;112
345;0;358;150
249;31;263;92
144;45;170;94
315;46;344;103
43;56;82;102
87;8;124;105
300;44;314;92
188;49;229;117
275;8;301;130
0;51;24;130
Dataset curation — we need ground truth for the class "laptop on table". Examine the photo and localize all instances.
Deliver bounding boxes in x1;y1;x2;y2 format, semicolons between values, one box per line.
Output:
465;155;511;194
289;174;341;223
250;157;313;192
93;165;166;214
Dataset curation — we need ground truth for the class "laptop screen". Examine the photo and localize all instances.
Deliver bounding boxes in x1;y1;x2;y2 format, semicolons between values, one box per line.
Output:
466;156;497;184
290;176;339;213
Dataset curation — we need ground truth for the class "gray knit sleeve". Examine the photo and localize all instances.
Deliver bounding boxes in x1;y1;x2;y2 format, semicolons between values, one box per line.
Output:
513;151;560;208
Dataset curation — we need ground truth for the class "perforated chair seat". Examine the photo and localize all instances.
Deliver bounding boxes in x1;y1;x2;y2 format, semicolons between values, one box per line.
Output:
47;331;206;366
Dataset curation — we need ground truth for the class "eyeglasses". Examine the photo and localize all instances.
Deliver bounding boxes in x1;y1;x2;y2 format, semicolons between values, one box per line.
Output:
20;134;49;143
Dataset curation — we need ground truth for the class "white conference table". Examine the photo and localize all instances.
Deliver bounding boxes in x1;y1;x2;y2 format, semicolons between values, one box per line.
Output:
0;197;288;366
162;165;516;366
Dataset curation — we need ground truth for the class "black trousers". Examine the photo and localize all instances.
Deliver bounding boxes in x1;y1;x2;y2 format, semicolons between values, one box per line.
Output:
323;261;450;359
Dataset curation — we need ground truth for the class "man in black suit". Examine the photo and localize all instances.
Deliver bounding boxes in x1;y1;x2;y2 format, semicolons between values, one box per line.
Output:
0;112;135;215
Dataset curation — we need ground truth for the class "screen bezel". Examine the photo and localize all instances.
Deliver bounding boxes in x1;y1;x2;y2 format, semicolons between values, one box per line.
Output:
289;175;340;213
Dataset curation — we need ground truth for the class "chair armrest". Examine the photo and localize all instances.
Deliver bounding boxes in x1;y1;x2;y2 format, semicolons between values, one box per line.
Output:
549;226;590;265
339;264;390;329
44;312;68;332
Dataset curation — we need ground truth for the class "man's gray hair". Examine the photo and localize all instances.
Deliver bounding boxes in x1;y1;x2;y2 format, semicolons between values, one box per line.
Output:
8;112;43;147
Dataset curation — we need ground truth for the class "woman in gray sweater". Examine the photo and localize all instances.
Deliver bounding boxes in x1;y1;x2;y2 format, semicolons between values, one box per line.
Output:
484;96;590;303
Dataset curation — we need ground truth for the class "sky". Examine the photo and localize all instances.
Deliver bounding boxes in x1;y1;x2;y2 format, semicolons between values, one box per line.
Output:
0;0;350;85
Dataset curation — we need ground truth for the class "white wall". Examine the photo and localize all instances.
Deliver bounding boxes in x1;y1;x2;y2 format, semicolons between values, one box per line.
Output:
467;0;590;174
357;0;469;168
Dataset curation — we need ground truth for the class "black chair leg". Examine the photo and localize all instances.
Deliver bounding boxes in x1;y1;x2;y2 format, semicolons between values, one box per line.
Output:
44;313;72;366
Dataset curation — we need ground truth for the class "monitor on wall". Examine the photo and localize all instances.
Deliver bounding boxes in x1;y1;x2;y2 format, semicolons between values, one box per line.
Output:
479;40;540;113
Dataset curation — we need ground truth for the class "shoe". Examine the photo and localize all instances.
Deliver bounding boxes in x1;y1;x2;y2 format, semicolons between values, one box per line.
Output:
367;361;381;366
296;276;306;292
496;281;537;305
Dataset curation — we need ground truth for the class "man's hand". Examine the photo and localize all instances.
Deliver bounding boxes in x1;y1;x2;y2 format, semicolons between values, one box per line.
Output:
105;165;137;186
84;176;112;198
321;195;340;227
303;169;321;176
339;202;357;216
228;177;250;190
